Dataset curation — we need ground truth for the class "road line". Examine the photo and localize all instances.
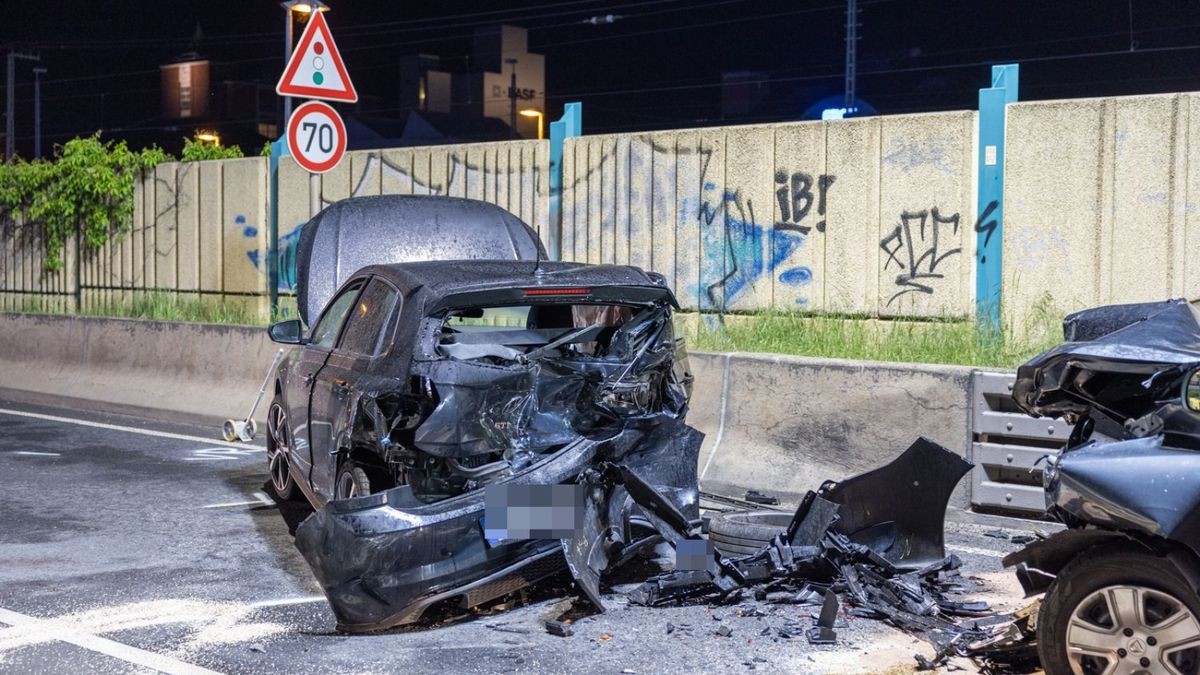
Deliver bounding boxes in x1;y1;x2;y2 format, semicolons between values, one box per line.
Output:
247;595;326;608
0;606;223;675
11;451;61;457
0;408;260;451
202;492;274;509
950;544;1009;558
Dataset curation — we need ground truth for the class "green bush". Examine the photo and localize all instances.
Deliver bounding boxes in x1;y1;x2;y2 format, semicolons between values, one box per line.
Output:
0;134;169;271
180;134;245;161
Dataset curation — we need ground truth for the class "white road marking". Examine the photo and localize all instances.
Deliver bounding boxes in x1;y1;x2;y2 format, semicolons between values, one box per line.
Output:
202;492;275;509
247;595;326;609
11;451;61;457
0;606;223;675
950;544;1009;558
185;447;264;462
0;408;261;452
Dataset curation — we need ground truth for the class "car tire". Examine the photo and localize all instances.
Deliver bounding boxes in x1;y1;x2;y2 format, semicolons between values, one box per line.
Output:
335;462;377;500
266;395;301;501
707;510;791;558
1038;545;1200;675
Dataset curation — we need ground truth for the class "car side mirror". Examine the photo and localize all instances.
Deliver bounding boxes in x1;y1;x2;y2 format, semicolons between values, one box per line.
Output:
1186;368;1200;412
268;319;306;345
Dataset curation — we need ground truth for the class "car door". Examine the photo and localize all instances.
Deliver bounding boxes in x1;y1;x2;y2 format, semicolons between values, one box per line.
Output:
285;279;365;492
308;277;401;502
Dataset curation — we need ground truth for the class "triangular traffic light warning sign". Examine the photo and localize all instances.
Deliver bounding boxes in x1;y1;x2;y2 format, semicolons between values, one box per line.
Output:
276;11;358;103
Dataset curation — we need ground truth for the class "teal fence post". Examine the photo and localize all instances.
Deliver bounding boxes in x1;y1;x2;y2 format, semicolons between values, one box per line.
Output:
976;64;1018;334
268;136;290;319
548;102;582;261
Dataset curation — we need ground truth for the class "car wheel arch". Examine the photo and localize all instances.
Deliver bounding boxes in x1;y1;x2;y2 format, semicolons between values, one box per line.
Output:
1008;529;1200;597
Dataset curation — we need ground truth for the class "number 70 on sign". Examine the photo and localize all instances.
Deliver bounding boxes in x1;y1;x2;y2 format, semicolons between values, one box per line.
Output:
286;100;347;174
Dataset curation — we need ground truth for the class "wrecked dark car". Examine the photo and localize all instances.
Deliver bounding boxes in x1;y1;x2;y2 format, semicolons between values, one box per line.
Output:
266;260;692;507
1006;299;1200;675
265;259;696;630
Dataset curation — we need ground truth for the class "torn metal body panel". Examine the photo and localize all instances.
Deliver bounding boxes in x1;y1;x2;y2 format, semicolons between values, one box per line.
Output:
1007;298;1200;554
293;195;545;324
819;437;972;569
294;420;702;632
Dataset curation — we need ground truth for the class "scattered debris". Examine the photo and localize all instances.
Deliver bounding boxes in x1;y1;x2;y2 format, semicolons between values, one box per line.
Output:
248;643;266;653
715;625;733;638
744;490;779;505
486;622;532;635
805;590;839;645
545;620;574;637
598;633;613;642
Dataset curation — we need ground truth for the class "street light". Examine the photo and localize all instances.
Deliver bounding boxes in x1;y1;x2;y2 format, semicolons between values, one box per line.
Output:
280;1;330;122
195;130;221;146
520;108;544;140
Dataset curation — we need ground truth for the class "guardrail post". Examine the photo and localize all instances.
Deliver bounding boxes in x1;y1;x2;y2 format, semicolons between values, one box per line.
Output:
976;64;1018;335
267;136;289;320
548;102;582;261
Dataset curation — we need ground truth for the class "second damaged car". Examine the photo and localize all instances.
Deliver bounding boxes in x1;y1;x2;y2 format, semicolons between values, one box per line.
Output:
1006;299;1200;675
266;259;699;630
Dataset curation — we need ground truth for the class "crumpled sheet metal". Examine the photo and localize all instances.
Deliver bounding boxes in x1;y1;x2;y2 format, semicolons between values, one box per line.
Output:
293;420;702;633
623;438;997;667
821;437;972;569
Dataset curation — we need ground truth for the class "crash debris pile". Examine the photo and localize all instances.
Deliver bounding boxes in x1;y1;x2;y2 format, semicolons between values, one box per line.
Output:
597;438;1029;670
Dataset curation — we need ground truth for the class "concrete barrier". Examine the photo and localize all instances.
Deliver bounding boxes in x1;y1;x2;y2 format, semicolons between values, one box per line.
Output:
0;313;976;507
0;313;278;426
687;352;974;509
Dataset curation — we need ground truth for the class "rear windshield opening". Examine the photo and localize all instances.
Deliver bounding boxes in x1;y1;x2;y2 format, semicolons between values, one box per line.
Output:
438;303;648;362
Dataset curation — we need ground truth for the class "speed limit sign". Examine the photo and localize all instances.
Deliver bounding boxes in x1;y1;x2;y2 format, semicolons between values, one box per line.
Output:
286;100;347;174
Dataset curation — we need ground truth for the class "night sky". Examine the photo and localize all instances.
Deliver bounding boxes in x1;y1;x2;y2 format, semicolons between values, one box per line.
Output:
5;0;1200;155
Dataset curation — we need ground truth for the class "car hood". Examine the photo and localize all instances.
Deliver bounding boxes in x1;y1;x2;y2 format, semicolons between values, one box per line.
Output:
1013;298;1200;423
294;195;545;324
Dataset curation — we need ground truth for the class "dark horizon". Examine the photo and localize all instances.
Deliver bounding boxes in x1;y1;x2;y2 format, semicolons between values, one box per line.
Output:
4;0;1200;155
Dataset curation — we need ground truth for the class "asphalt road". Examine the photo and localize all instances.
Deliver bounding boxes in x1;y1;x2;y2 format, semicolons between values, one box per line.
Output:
0;400;1038;674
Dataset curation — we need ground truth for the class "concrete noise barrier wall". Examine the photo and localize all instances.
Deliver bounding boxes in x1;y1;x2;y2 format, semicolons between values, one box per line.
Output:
559;113;978;318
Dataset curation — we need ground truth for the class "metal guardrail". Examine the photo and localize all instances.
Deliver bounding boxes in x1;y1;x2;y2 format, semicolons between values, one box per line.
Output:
969;371;1071;515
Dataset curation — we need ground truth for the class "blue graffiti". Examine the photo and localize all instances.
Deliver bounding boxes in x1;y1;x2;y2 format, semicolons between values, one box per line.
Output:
239;214;303;293
276;224;304;292
691;187;812;311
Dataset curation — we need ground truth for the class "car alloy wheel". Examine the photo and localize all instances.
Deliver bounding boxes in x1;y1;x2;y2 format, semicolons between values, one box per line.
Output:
1066;584;1200;675
266;400;296;499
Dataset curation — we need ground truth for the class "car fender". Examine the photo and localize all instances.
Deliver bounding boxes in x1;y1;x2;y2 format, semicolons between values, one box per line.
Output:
1004;529;1200;597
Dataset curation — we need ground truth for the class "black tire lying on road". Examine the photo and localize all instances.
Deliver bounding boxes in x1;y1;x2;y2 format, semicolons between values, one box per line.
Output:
708;510;791;558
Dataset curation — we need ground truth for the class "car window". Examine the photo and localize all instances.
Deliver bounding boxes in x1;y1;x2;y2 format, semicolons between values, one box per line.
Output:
338;280;400;356
309;281;364;349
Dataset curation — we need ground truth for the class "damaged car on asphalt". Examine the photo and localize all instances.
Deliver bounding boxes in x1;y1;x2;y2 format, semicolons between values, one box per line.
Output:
1005;298;1200;675
264;194;992;647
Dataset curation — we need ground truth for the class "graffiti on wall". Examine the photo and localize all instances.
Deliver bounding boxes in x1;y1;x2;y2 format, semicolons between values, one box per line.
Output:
879;207;962;306
693;163;820;310
775;171;835;234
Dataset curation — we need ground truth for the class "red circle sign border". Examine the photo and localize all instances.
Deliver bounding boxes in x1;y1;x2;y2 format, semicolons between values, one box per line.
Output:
286;100;347;174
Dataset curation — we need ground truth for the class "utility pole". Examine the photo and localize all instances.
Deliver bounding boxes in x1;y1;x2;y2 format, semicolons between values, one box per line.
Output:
843;0;860;110
5;50;39;161
32;67;45;159
505;57;518;139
